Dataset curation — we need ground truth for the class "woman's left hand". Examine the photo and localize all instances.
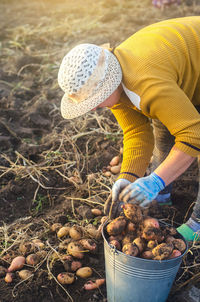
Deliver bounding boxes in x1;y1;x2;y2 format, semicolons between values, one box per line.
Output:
119;172;165;207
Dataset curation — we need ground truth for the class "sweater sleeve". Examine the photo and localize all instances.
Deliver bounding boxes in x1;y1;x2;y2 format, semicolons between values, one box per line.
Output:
140;79;200;157
111;94;154;182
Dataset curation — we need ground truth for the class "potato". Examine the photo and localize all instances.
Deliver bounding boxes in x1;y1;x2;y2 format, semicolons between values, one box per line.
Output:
32;239;45;250
79;239;97;253
51;223;62;232
108;234;123;242
104;171;112;177
133;237;146;253
165;236;176;244
67;242;84;259
110;165;121;174
142;227;164;242
169;249;182;259
84;279;105;290
26;254;40;266
106;216;127;236
141;250;154;259
5;272;13;283
126;221;137;234
71;261;82;272
122;234;135;246
122;204;143;224
109;240;121;250
91;208;102;216
57;272;75;284
76;267;93;278
109;156;120;166
59;238;73;250
147;240;157;249
57;226;70;238
18;269;33;280
8;256;26;272
122;243;139;257
143;217;160;229
152;243;174;260
19;242;34;255
69;226;82;240
85;224;101;239
172;239;186;253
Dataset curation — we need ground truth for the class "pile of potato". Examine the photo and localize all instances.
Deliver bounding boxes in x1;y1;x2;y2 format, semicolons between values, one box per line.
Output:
0;216;105;290
103;149;123;177
105;203;187;260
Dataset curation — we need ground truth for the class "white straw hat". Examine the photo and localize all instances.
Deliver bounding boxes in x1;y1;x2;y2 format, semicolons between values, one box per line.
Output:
58;43;122;119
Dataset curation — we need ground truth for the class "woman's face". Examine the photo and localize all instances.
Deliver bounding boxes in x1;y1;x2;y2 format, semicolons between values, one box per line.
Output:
92;84;123;110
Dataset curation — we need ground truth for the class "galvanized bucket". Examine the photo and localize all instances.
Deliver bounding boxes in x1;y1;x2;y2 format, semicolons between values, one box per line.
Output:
102;222;188;302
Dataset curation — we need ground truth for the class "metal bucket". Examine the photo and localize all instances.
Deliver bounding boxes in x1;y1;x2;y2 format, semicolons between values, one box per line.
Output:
102;222;188;302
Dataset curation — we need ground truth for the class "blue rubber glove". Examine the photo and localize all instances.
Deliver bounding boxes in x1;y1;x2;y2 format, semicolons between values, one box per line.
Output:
104;179;131;219
119;172;165;207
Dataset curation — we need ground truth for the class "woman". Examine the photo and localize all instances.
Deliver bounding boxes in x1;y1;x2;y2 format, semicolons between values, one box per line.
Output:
58;16;200;241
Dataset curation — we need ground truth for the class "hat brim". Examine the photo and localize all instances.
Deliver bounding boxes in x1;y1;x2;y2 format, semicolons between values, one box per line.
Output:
60;52;122;119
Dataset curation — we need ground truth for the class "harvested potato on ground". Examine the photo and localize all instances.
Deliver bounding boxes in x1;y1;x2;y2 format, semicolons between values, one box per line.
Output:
142;227;164;242
85;224;101;239
143;217;160;229
57;272;75;284
106;216;127;236
67;242;85;259
91;208;102;216
18;269;33;280
5;272;13;283
71;261;82;272
51;223;62;232
8;256;26;272
32;239;45;249
79;239;97;253
59;238;73;250
152;243;174;260
110;165;121;174
26;254;40;266
19;242;34;255
122;204;143;224
76;267;93;278
84;279;105;290
172;239;186;253
57;226;70;238
110;156;120;166
122;243;139;257
69;226;82;240
133;237;146;253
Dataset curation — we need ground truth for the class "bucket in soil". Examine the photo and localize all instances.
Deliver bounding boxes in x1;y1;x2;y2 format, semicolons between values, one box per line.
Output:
102;221;188;302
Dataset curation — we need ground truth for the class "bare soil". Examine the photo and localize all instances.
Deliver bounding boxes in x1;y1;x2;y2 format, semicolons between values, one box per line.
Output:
0;0;200;301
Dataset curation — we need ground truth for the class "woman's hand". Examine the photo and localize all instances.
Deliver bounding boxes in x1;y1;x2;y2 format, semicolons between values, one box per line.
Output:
104;179;131;219
119;172;165;207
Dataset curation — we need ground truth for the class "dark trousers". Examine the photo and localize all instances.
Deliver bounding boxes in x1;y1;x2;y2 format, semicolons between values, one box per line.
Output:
151;105;200;221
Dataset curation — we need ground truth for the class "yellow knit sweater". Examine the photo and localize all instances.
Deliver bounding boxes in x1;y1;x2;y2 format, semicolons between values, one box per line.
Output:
110;16;200;182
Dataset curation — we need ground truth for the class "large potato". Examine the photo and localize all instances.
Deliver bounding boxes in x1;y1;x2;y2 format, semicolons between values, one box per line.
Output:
122;204;143;224
152;243;174;260
67;242;85;259
106;216;127;236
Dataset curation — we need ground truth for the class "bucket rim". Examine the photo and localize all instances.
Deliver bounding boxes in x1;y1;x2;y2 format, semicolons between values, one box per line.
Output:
102;218;188;263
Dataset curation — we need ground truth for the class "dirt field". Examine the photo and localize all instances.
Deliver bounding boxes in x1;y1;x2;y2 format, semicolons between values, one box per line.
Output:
0;0;200;301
